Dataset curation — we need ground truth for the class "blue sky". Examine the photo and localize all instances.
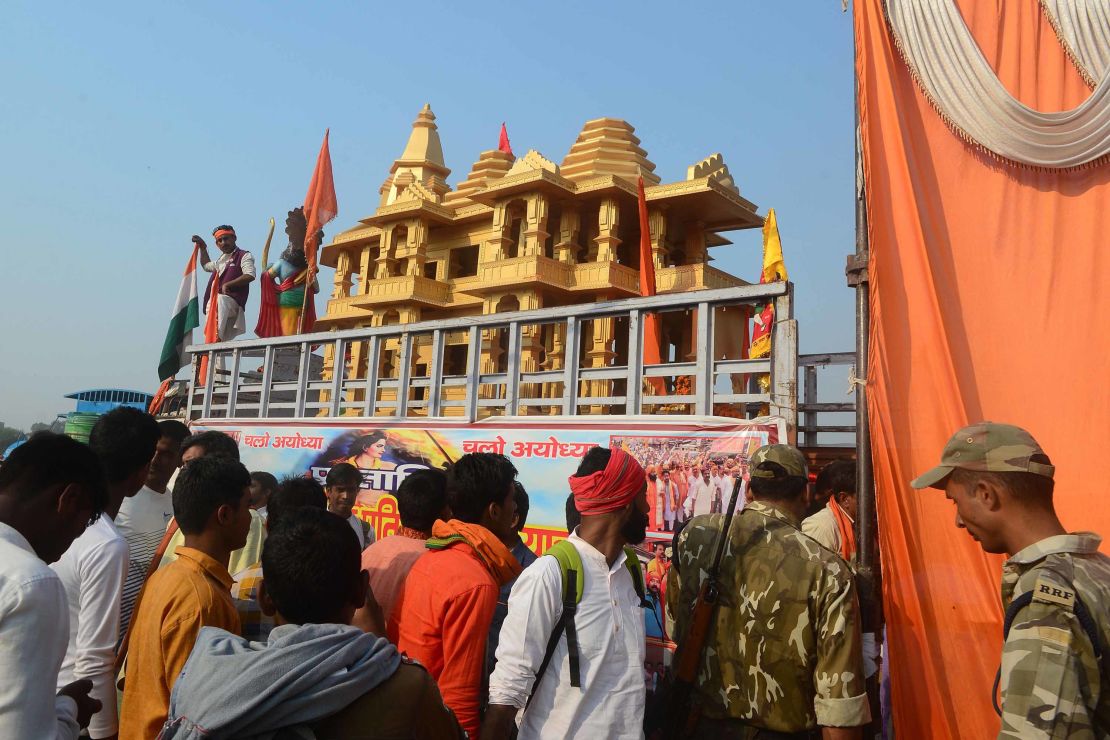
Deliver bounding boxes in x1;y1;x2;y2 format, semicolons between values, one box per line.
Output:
0;1;855;430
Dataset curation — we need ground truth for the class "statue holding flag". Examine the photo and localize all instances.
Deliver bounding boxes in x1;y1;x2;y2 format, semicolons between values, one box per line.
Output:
255;207;321;337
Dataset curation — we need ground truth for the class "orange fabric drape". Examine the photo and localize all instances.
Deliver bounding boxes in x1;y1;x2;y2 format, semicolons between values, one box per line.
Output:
856;1;1110;737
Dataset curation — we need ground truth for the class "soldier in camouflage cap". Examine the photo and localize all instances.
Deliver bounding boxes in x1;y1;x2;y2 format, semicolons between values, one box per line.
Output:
913;422;1110;738
668;443;870;739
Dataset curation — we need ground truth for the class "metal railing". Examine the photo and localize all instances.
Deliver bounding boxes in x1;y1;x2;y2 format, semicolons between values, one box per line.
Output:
798;352;857;447
185;283;801;432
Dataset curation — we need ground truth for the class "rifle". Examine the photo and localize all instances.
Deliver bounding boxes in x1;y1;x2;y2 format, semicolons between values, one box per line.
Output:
664;475;747;739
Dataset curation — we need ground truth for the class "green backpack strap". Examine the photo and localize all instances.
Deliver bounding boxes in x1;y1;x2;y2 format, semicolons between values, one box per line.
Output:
546;540;584;604
524;541;582;713
623;546;651;608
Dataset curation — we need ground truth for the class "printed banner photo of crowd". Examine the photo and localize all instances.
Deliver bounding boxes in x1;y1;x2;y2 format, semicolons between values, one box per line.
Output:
1;405;1106;739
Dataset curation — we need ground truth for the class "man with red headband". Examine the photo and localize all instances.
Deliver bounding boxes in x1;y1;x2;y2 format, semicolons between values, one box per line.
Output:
482;446;650;740
192;225;256;342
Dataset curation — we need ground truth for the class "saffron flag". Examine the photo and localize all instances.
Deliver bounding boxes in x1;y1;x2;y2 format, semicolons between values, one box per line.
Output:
498;122;514;157
158;246;202;382
303;129;338;271
637;176;665;394
198;247;221;386
749;208;788;359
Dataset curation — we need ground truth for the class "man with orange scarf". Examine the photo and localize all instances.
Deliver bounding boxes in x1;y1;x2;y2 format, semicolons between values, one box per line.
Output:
801;458;882;728
802;459;858;563
391;453;521;740
483;447;651;740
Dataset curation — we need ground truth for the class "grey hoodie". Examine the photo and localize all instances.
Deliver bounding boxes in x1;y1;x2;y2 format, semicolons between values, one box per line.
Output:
159;623;402;739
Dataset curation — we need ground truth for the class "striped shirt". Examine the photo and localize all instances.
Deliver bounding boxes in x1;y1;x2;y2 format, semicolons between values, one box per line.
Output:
230;561;271;641
114;485;174;641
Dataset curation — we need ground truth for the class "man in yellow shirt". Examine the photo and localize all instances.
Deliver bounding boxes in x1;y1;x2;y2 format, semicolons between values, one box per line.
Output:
119;456;252;740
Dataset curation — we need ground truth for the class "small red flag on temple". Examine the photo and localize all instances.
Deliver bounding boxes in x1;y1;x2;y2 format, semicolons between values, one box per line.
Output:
638;175;665;394
498;122;514;157
303;129;338;273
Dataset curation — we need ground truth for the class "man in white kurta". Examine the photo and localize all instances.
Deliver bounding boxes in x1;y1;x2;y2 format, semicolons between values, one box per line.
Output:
485;446;649;739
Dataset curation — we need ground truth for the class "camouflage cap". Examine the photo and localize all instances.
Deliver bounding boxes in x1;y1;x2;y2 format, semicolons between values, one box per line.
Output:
910;422;1055;489
750;444;809;479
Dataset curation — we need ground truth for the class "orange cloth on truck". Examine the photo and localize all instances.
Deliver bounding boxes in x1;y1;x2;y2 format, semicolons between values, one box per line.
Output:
119;547;240;740
856;0;1110;736
391;520;520;739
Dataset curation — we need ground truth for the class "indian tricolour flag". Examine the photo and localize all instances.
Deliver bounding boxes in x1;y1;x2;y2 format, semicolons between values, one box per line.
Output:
158;247;201;381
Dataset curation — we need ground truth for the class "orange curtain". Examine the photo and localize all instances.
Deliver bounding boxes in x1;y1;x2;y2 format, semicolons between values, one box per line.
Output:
856;1;1110;737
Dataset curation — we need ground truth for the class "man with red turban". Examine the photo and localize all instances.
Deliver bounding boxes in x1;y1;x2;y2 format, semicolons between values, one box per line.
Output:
483;446;650;740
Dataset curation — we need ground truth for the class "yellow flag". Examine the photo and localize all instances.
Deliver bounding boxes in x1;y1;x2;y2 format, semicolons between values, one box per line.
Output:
749;208;788;360
760;207;788;283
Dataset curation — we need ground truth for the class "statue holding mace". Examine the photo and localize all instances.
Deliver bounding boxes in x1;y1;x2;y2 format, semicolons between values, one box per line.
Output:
255;207;322;337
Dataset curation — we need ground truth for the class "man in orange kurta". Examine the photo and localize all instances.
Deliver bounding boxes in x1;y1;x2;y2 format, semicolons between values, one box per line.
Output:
119;456;253;740
391;453;522;739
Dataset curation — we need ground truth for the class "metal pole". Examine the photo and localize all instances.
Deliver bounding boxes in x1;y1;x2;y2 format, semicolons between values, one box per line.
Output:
850;18;876;580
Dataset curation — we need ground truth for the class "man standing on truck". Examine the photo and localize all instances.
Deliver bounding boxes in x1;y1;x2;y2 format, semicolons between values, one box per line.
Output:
194;225;255;343
912;422;1110;738
669;443;870;738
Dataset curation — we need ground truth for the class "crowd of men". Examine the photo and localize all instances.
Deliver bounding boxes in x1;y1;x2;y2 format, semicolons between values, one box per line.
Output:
0;407;1106;739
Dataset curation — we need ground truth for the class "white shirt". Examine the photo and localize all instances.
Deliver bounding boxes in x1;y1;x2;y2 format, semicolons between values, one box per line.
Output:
202;248;256;278
684;479;714;518
713;474;745;515
348;514;375;551
115;485;174;640
51;517;128;738
489;531;646;739
0;522;80;740
802;505;842;553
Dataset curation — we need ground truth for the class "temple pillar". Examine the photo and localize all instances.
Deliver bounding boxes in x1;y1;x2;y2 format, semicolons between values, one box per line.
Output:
554;209;581;264
402;219;429;277
517;291;544;414
683;221;707;265
540;322;564;413
521;195;549;258
344;340;368;415
649;207;668;269
484;202;515;263
357;241;376;294
332;249;354;299
375;225;399;279
586;315;617;413
593;197;621;262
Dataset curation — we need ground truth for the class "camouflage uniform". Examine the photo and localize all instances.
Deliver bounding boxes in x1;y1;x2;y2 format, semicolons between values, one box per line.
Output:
997;533;1110;738
912;422;1110;738
668;444;870;736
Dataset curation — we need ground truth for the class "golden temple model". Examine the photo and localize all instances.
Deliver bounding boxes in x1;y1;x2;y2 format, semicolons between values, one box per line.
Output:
317;104;762;416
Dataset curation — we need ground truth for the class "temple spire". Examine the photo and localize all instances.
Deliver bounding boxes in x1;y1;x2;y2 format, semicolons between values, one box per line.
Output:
380;103;452;206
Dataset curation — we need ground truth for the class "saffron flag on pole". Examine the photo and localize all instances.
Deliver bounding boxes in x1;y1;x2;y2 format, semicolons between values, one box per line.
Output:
498;122;514;157
637;176;665;394
749;207;788;359
297;129;338;335
197;247;221;387
303;129;338;272
158;246;202;382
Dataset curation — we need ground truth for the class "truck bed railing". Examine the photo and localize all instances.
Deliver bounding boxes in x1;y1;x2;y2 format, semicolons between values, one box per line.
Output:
798;352;857;447
185;284;800;434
